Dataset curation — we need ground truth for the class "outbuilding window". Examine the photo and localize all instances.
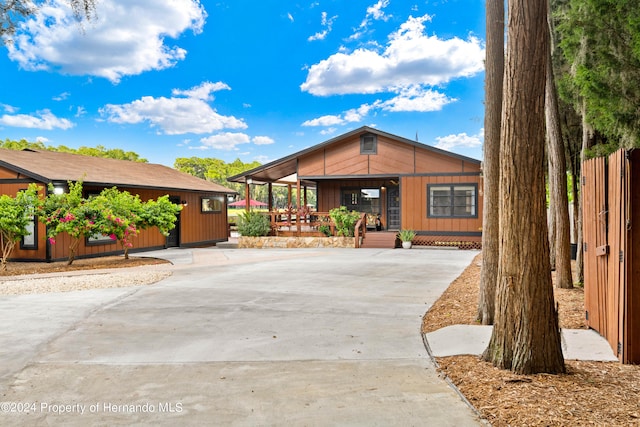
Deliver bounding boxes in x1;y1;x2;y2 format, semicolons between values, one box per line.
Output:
201;196;224;213
360;133;377;154
428;184;477;218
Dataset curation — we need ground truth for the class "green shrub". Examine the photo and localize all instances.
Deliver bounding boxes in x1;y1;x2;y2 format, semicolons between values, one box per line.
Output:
318;224;332;237
329;206;361;237
237;211;271;237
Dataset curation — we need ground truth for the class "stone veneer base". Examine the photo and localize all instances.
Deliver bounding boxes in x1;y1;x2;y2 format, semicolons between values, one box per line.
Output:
238;236;356;248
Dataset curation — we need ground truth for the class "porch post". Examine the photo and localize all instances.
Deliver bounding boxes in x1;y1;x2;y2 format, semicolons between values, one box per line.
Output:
296;179;302;236
245;181;251;212
268;183;273;211
287;184;292;207
303;185;308;208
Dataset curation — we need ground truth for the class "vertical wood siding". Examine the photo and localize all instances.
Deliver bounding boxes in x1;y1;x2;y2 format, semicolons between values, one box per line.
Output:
5;183;229;262
583;149;640;363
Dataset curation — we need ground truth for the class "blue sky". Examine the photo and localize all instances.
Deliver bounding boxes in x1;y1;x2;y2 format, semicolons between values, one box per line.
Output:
1;0;486;167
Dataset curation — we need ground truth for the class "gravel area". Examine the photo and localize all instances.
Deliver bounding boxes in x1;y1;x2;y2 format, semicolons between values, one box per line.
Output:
0;271;172;296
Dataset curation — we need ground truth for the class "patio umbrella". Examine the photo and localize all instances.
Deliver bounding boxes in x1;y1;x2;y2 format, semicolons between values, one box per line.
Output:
228;199;268;207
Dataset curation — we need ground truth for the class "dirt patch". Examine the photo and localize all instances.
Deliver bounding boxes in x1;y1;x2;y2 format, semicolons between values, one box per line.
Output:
422;253;640;426
0;256;169;277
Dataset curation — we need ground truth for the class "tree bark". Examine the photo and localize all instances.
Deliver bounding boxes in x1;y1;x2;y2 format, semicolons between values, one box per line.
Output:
477;0;504;325
546;40;573;289
482;0;565;374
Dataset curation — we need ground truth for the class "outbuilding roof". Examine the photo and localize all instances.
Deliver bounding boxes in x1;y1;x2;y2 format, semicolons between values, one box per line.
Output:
0;148;236;194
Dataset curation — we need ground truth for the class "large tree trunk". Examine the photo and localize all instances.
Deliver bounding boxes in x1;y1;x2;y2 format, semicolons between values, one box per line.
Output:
477;0;504;325
546;40;573;289
482;0;565;374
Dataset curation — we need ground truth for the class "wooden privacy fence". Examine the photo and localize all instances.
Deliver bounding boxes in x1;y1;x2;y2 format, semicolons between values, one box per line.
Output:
582;149;640;364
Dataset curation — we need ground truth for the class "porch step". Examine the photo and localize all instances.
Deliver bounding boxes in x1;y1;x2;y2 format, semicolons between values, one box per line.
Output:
360;231;398;249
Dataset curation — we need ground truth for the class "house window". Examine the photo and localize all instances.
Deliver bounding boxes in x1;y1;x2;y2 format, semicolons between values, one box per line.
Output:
19;187;37;250
201;196;224;213
20;218;37;249
360;134;377;154
428;184;477;218
342;188;381;215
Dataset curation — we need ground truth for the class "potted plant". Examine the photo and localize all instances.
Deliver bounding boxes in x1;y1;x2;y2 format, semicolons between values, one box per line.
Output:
398;229;416;249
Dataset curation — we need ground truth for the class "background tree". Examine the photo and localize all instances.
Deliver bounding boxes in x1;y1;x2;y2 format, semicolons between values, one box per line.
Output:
0;139;147;162
477;0;504;325
174;157;261;199
557;0;640;150
483;0;565;374
546;3;573;289
0;184;41;271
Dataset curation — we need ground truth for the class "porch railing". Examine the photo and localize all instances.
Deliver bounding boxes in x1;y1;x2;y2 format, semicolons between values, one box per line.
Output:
267;208;368;247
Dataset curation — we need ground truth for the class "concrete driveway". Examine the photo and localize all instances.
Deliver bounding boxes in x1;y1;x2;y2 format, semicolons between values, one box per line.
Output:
0;247;482;426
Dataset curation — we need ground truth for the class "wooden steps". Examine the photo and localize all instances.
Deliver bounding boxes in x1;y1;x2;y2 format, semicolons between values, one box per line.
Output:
360;231;398;249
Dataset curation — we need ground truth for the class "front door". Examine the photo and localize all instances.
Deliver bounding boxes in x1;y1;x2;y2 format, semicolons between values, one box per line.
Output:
387;184;400;230
166;196;181;247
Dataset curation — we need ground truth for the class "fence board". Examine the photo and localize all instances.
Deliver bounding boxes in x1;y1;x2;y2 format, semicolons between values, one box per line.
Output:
583;149;640;363
583;156;607;333
607;150;624;356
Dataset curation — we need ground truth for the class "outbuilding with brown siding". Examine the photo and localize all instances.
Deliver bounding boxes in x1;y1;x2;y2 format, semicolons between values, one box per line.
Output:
0;148;236;262
228;126;483;248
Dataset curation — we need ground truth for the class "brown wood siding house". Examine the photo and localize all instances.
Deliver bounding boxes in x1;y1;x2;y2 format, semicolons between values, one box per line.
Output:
0;148;236;262
228;126;483;247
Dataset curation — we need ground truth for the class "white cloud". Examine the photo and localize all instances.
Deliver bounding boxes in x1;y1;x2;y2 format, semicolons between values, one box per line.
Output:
287;12;294;22
376;86;455;112
200;132;251;150
301;14;484;96
302;104;373;127
253;154;271;163
301;88;451;128
308;11;338;42
172;82;230;100
350;0;392;41
252;136;275;145
302;114;345;127
100;81;246;135
434;129;484;151
36;136;50;143
366;0;391;22
2;104;19;114
0;109;74;130
320;127;337;135
53;92;70;101
7;0;206;83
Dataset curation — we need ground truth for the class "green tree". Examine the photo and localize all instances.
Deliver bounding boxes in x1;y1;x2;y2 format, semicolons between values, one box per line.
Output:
174;157;262;198
39;181;99;265
557;0;640;149
0;139;147;162
138;195;182;237
0;184;41;271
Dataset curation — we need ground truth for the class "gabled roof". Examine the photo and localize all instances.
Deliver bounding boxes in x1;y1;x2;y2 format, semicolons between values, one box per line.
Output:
227;126;481;184
0;148;236;194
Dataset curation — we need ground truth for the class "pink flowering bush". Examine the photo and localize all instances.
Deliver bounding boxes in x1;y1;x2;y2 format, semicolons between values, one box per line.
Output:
38;181;99;265
38;182;181;263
